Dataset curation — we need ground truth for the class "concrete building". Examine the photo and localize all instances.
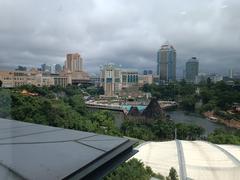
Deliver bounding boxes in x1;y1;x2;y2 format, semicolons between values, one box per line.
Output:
157;42;176;82
65;53;83;72
0;69;71;88
209;74;223;83
100;64;139;97
121;69;138;89
64;53;90;85
138;74;153;86
52;75;70;87
0;71;14;87
186;57;199;83
100;64;122;97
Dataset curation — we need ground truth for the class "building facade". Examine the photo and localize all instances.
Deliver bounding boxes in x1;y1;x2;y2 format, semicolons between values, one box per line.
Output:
0;69;71;88
65;53;83;72
100;64;139;97
64;53;90;85
185;57;199;83
138;75;153;86
100;64;121;96
157;42;176;82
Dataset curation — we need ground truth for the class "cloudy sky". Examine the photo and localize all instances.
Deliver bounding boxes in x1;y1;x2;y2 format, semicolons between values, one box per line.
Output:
0;0;239;76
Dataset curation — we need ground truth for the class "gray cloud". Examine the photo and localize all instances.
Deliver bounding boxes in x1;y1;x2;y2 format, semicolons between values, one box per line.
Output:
0;0;239;76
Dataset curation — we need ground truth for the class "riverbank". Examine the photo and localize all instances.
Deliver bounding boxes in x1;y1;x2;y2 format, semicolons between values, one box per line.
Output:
167;110;227;135
203;111;240;129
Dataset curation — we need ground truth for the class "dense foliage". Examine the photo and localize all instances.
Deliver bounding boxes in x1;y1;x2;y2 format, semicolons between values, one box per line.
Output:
199;81;240;112
166;167;179;180
141;80;196;102
121;120;205;141
105;158;179;180
0;89;11;118
1;85;120;136
104;158;165;180
142;80;240;113
207;128;240;145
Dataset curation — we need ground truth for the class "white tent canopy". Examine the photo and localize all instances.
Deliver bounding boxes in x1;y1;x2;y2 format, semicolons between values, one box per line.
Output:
133;140;240;180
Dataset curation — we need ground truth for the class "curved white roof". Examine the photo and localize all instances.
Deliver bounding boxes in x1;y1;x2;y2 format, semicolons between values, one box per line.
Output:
133;140;240;180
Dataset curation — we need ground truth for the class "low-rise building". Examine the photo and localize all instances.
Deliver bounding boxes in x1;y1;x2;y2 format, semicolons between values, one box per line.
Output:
0;71;14;87
0;69;71;88
138;74;153;86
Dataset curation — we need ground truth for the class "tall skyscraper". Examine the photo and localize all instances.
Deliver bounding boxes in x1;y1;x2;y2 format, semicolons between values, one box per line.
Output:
157;42;176;82
65;53;83;72
185;57;199;83
64;53;90;85
228;68;233;79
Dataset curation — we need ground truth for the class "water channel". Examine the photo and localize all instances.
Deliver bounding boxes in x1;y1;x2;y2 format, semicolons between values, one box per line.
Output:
167;110;228;135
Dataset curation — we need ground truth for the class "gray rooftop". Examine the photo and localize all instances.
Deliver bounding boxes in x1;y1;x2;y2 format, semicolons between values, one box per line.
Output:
0;118;136;180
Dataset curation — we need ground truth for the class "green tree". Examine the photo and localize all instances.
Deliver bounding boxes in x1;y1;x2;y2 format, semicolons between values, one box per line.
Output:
181;95;197;112
167;167;179;180
0;89;11;118
67;94;87;115
104;158;164;180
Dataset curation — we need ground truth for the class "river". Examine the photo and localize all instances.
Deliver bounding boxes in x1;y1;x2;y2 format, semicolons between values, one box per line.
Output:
88;106;229;135
167;110;228;135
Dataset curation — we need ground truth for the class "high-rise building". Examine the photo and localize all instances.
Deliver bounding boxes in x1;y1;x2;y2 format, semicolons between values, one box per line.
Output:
64;53;90;85
65;53;83;72
100;64;122;97
228;69;233;79
186;57;199;82
157;42;176;82
100;64;139;97
55;64;62;74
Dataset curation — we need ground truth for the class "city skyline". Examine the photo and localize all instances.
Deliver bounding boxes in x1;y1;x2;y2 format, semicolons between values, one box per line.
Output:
0;0;240;76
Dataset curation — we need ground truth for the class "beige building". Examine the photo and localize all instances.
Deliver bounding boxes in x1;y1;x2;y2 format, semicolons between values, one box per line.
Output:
0;69;71;88
100;64;139;97
64;53;90;85
65;53;83;72
100;64;121;97
52;74;71;87
138;74;153;86
0;71;14;87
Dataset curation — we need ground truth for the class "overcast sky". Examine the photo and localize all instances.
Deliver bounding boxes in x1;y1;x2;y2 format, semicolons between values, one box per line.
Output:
0;0;239;76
